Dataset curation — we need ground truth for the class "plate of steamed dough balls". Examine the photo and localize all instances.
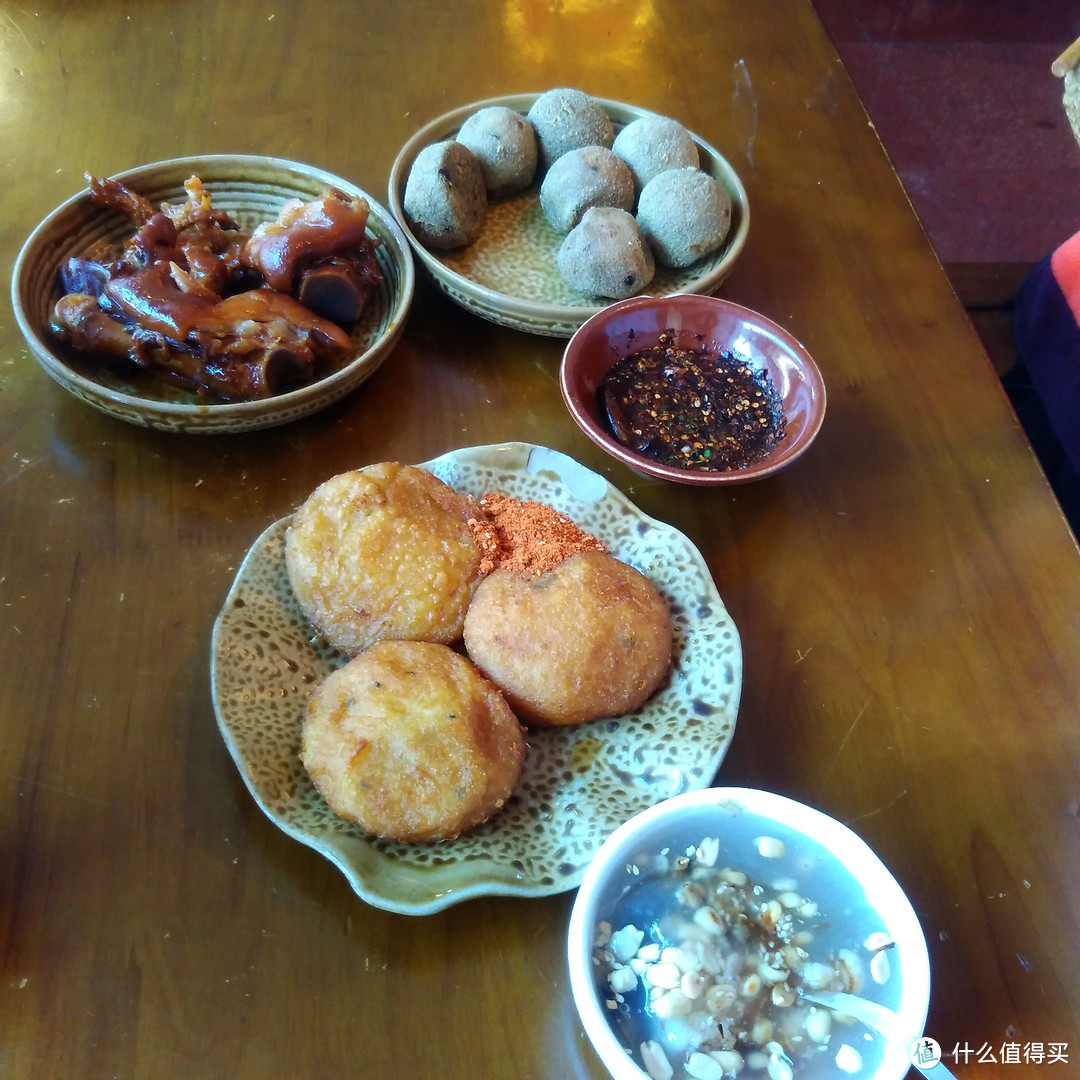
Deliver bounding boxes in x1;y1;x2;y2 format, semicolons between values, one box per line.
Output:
388;90;749;337
210;443;742;914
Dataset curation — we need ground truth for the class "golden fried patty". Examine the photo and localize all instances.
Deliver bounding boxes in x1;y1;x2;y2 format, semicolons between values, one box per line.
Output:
301;640;526;842
463;549;672;726
284;462;484;655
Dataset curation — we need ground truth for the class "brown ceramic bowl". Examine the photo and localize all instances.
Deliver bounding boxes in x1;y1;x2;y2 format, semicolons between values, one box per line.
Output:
560;293;826;485
11;155;415;434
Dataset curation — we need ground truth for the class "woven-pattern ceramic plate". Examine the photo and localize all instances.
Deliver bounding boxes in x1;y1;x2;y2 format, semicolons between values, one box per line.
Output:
210;443;741;914
387;94;749;337
12;155;414;433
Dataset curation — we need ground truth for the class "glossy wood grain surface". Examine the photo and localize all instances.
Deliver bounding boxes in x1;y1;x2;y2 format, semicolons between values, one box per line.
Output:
2;2;1078;1077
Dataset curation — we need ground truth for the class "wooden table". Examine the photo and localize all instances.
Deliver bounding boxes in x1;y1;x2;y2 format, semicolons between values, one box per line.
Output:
2;2;1078;1077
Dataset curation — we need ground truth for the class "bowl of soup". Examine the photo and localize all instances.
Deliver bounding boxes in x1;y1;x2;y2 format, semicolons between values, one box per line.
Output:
567;787;931;1080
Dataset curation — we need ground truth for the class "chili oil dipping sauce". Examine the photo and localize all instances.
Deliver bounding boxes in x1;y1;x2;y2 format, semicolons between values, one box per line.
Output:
597;331;786;472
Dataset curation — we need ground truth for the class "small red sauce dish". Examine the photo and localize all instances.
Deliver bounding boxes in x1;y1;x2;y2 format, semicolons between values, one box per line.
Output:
559;294;826;486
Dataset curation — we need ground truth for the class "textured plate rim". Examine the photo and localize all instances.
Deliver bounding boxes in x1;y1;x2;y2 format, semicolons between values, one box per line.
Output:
210;442;742;914
386;93;750;336
12;153;416;432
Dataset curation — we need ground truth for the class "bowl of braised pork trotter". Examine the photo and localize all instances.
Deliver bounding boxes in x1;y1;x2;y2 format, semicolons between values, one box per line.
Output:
11;154;415;434
560;294;826;485
567;787;931;1080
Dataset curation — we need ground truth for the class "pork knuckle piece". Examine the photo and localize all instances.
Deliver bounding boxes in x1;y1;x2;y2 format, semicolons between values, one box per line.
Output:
403;140;487;249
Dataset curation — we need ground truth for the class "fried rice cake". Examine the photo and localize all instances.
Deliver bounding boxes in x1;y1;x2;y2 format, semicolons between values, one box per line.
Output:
463;549;672;726
285;462;484;655
301;640;526;841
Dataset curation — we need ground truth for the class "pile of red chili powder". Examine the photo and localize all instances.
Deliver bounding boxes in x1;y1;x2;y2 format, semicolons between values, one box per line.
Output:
468;493;606;576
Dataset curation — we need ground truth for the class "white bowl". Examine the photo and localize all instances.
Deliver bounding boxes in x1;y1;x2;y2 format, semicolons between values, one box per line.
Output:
567;788;930;1080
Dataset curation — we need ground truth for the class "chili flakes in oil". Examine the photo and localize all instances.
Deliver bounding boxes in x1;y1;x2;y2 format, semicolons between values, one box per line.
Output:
597;331;787;471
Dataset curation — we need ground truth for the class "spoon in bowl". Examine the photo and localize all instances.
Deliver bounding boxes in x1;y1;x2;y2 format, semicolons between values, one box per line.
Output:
796;988;958;1078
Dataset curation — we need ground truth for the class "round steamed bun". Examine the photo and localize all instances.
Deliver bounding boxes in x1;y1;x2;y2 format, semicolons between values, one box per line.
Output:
403;140;487;249
539;145;634;233
636;167;732;268
456;106;538;197
556;206;654;299
527;88;614;172
612;114;700;192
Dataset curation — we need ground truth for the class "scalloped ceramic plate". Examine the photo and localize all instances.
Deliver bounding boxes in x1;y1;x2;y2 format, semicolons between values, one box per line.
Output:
210;443;741;914
12;155;414;433
387;94;749;337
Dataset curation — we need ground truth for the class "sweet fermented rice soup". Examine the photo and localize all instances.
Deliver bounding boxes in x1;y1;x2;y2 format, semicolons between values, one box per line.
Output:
587;799;915;1080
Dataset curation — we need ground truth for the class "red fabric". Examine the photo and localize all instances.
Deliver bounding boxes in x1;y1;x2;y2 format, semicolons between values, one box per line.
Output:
1049;229;1080;327
1015;237;1080;475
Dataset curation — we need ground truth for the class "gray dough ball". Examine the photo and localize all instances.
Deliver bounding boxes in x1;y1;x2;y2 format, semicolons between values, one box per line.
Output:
636;167;732;268
557;206;655;300
456;106;538;197
527;88;614;172
612;114;700;192
539;145;634;233
403;140;487;249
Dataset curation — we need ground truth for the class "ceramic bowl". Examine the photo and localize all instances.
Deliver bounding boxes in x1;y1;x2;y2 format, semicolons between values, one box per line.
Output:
11;154;415;434
387;93;749;337
567;787;931;1080
560;294;826;485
